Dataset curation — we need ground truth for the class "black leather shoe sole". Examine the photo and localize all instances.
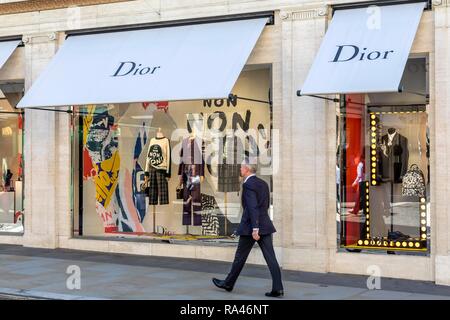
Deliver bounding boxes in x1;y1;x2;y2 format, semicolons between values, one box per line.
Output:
265;291;284;298
212;278;233;292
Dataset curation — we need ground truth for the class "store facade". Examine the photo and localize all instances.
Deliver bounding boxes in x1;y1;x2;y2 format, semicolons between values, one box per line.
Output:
0;0;450;285
0;39;25;235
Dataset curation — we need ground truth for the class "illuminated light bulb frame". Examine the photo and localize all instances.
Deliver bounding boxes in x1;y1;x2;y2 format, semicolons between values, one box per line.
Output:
353;110;428;252
420;197;427;243
365;181;370;239
370;113;378;188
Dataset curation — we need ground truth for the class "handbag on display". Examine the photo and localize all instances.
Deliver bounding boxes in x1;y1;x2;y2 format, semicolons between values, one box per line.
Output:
176;184;184;199
140;181;150;196
401;164;426;197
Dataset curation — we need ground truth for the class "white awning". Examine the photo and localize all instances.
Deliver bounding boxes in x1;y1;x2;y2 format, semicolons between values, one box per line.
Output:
0;40;20;70
300;2;425;96
18;18;267;108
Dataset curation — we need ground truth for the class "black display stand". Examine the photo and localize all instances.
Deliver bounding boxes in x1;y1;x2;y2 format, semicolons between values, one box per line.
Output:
387;180;396;255
152;205;156;234
224;192;228;236
185;196;192;235
390;181;394;233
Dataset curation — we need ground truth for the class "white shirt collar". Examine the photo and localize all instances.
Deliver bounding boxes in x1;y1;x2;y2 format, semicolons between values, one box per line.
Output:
388;131;397;141
244;174;256;184
387;131;397;147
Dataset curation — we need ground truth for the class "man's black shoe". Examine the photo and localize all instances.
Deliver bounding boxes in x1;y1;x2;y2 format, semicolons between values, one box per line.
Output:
212;278;233;292
265;290;284;298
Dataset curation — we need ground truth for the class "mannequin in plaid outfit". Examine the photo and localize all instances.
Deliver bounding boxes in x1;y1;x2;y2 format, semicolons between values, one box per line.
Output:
145;130;171;205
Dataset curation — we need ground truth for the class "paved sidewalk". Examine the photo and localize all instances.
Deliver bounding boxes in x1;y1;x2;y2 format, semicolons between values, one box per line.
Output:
0;244;449;300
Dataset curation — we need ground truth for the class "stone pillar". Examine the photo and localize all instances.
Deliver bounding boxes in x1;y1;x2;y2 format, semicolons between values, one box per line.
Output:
279;6;330;272
21;32;71;249
433;0;450;285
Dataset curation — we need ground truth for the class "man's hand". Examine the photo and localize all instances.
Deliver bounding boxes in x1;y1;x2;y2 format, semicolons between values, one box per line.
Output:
252;229;260;241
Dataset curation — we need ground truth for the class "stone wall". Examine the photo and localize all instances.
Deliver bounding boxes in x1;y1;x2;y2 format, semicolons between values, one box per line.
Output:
433;0;450;286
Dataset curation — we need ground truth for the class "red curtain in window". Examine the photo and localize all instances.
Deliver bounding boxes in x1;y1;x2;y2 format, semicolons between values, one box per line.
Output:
345;94;365;246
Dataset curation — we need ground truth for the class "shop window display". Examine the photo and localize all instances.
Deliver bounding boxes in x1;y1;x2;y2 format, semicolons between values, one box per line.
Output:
337;57;430;253
0;97;24;234
73;68;273;243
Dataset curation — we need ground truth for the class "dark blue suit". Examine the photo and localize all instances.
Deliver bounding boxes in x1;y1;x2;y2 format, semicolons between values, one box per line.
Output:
237;176;276;236
225;176;283;292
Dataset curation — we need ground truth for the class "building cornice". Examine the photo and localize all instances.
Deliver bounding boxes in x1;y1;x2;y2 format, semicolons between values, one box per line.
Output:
22;32;58;45
279;6;328;21
0;0;132;15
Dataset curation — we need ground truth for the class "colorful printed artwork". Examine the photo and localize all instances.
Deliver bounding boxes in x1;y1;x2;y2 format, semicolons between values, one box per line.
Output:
132;125;148;223
82;105;149;234
94;150;120;208
83;148;96;180
155;101;169;113
143;101;168;112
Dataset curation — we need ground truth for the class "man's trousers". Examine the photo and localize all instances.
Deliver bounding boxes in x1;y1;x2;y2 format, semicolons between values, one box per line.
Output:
225;235;283;291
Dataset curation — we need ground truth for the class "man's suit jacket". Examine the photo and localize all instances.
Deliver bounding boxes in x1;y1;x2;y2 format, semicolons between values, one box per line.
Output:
378;133;409;183
236;176;276;236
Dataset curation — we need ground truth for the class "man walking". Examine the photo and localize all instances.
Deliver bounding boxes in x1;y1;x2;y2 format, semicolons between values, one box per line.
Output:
212;160;284;298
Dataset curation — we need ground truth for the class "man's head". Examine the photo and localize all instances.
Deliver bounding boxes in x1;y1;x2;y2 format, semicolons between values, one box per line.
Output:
240;159;257;178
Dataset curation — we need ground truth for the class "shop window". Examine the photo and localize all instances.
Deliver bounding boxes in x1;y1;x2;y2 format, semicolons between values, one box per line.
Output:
337;57;430;253
72;67;273;243
0;88;24;234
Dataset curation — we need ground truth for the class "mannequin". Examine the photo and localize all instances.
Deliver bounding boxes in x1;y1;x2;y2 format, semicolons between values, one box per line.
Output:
156;127;165;138
188;126;204;183
379;127;409;183
374;127;409;238
144;127;172;205
145;127;172;233
178;125;205;228
4;170;13;192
